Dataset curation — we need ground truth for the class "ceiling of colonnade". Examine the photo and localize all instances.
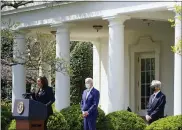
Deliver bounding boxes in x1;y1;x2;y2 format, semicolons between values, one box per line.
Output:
27;10;173;41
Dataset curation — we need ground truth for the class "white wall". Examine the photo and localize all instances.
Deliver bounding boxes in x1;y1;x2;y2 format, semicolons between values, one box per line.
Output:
148;29;174;116
94;19;174;115
126;20;174;115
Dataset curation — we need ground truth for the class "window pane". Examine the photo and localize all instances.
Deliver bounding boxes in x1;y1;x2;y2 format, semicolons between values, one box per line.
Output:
151;58;155;70
151;71;155;81
141;98;145;109
141;85;145;96
141;72;145;84
146;84;151;96
146;59;150;70
146;72;150;83
140;57;155;110
141;59;145;71
146;97;150;103
146;97;150;108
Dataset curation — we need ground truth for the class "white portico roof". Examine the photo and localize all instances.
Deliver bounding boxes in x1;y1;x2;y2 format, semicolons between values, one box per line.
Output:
1;1;175;30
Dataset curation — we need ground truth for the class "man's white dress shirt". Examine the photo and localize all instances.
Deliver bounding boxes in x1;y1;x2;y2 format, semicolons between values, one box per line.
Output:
86;87;93;99
152;90;160;103
83;87;94;114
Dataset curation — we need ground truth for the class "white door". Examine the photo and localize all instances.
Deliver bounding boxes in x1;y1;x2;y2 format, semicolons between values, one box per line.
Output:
137;53;155;116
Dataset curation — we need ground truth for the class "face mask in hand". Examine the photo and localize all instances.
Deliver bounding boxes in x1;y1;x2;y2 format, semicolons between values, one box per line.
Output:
85;84;90;89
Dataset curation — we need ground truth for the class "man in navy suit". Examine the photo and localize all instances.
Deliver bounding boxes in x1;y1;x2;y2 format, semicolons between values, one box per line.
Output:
146;80;166;124
81;78;100;130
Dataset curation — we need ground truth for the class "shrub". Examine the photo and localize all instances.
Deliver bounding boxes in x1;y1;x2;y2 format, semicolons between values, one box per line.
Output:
1;79;12;100
1;101;12;130
8;119;16;130
8;112;68;130
52;102;57;112
1;79;8;99
104;110;146;130
96;107;106;130
145;115;182;130
61;104;105;130
47;112;69;130
70;42;93;105
61;105;83;130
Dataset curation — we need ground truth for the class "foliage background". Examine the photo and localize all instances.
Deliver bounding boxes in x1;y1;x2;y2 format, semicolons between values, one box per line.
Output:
70;42;93;105
169;5;181;55
1;25;93;105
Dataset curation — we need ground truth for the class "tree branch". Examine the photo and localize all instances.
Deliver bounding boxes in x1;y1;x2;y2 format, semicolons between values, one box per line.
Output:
1;0;34;10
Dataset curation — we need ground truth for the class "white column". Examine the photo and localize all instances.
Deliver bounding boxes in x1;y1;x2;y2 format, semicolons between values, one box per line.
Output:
12;32;26;112
53;24;70;111
99;39;109;114
103;15;130;113
174;12;182;115
93;41;101;106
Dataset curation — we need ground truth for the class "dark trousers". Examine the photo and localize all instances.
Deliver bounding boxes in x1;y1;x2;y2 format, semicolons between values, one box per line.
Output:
84;117;96;130
148;118;156;125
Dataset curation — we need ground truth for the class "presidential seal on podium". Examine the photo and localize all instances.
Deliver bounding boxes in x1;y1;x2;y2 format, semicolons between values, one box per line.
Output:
17;101;24;115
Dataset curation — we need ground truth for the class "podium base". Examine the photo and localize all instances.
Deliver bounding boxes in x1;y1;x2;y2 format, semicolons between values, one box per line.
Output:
16;120;44;130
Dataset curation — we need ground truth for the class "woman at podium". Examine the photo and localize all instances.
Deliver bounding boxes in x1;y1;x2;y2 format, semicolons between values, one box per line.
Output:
31;76;55;130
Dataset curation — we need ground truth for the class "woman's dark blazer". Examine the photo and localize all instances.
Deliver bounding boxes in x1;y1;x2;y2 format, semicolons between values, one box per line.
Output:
32;86;55;116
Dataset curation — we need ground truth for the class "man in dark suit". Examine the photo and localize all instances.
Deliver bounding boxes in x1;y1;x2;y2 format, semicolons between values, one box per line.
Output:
146;80;166;124
81;78;100;130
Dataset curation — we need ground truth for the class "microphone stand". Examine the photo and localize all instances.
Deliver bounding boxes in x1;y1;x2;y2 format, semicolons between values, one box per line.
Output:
22;93;33;99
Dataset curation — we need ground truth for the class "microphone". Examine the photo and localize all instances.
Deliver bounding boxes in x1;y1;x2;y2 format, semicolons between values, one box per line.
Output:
22;93;33;99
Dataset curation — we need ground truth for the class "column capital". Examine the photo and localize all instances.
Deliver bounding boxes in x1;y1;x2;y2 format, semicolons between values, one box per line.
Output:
51;23;75;33
103;14;130;26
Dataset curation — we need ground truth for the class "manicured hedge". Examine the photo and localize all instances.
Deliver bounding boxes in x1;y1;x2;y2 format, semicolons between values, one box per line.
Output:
47;112;69;130
96;107;107;130
8;119;16;130
1;101;12;130
60;104;105;130
52;102;56;112
8;112;68;130
146;115;182;130
60;105;83;130
103;110;146;130
70;42;93;105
